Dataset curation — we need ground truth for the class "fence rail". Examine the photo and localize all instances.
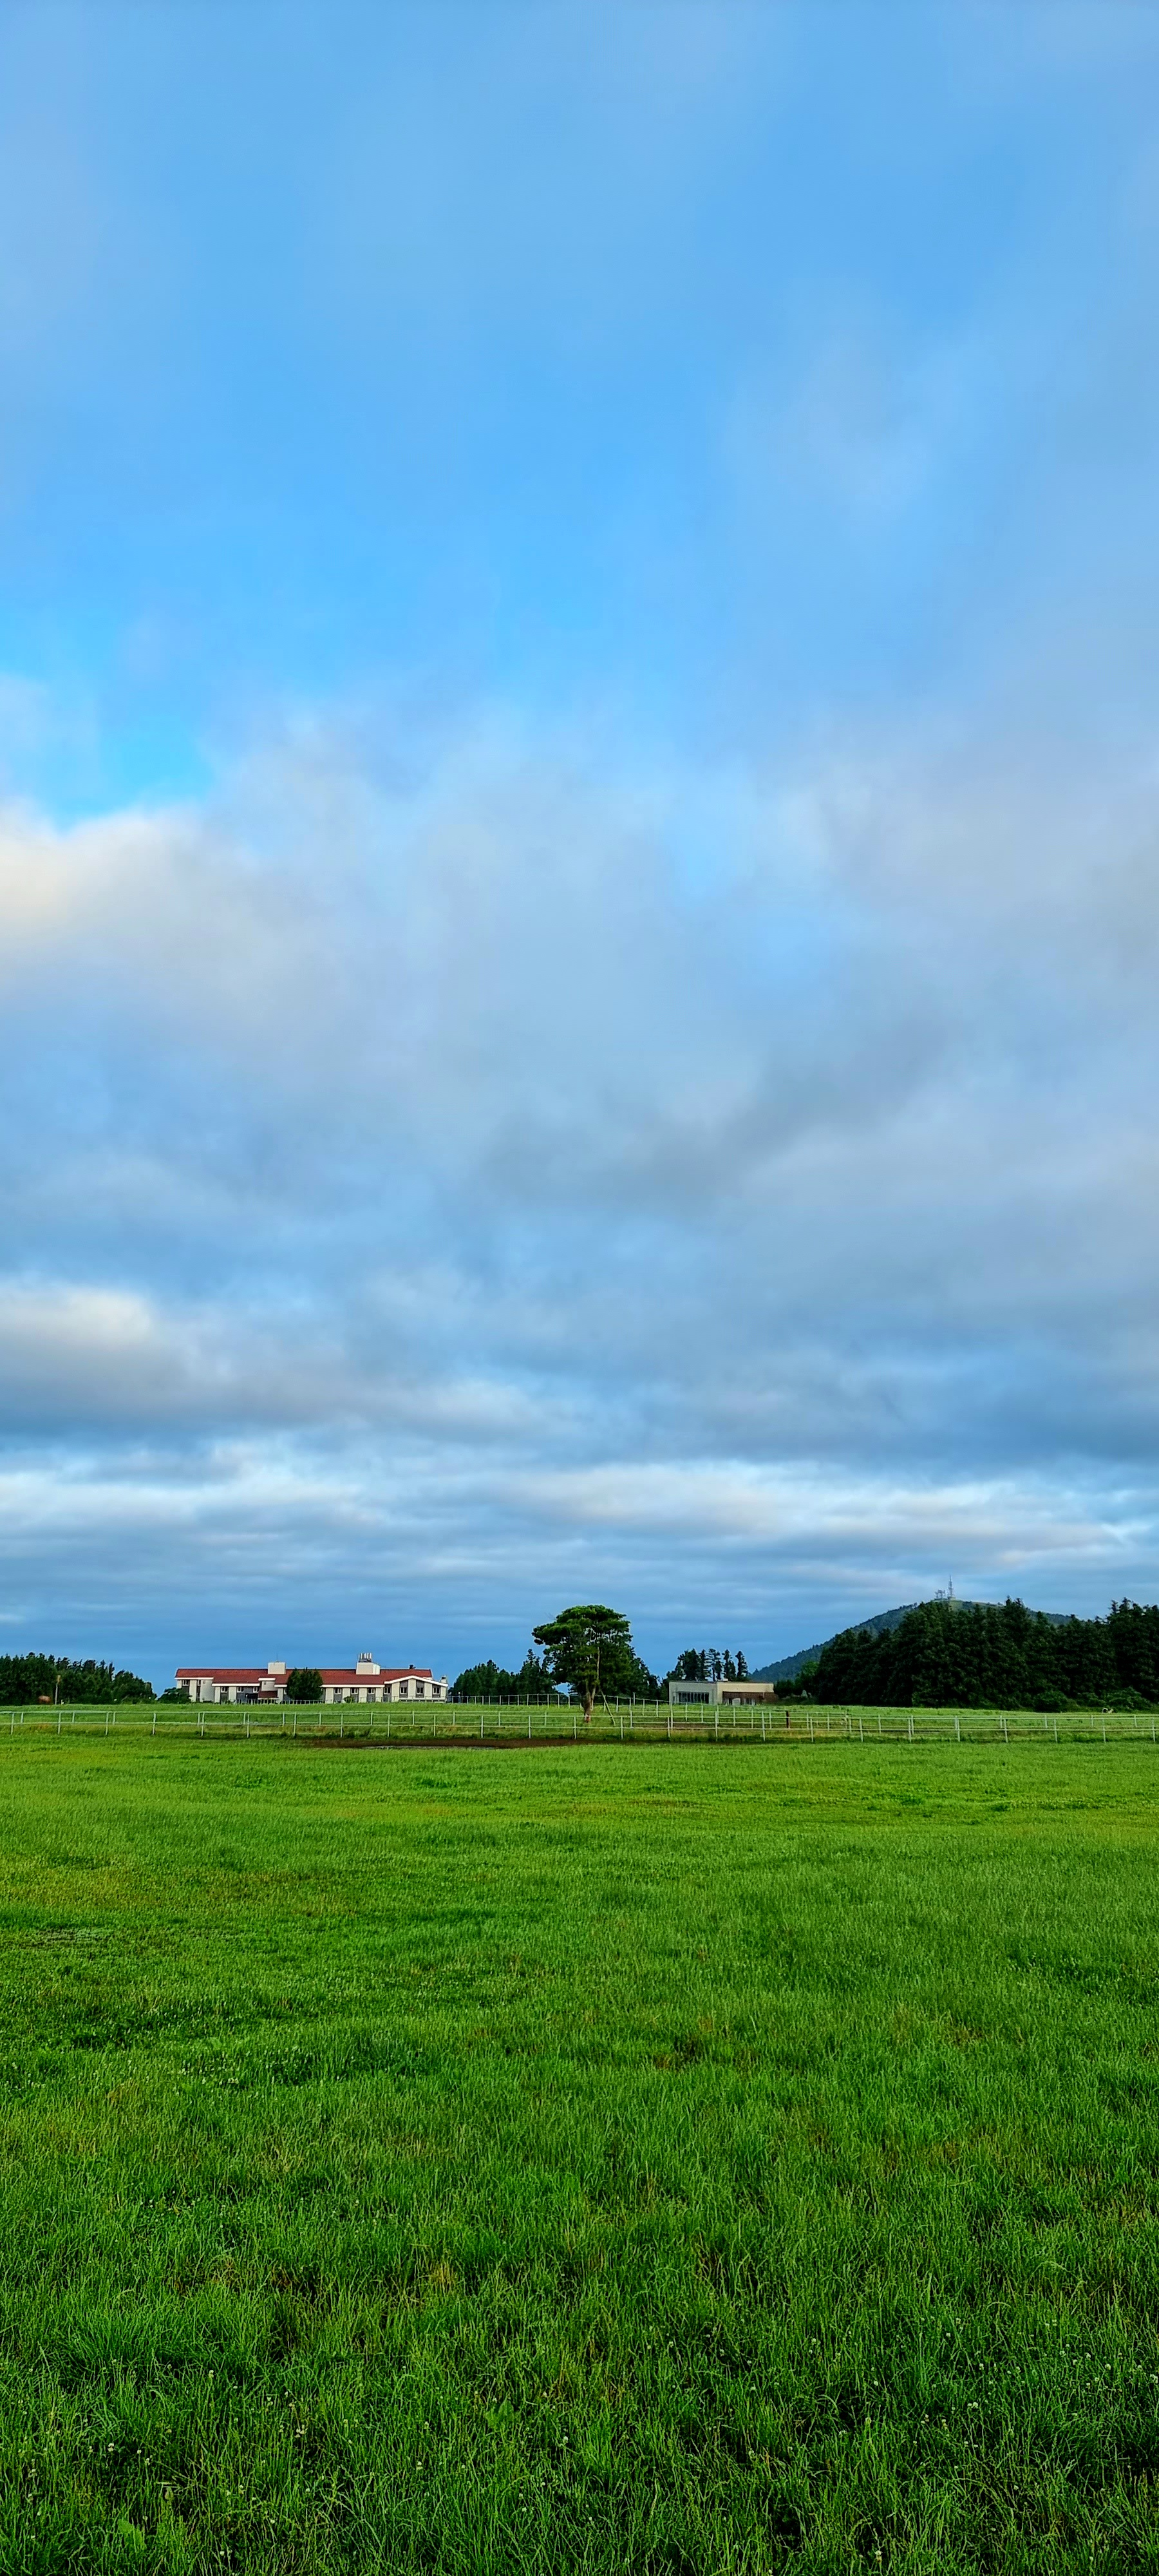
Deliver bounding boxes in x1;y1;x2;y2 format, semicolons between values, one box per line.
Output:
1;1700;1156;1748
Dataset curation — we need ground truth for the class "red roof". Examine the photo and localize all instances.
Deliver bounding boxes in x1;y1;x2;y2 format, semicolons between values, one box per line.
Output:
175;1664;435;1683
319;1667;433;1683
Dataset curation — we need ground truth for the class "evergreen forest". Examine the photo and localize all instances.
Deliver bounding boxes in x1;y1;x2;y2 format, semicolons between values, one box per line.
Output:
806;1596;1159;1709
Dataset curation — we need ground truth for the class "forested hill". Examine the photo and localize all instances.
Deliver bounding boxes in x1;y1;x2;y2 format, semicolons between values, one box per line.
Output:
751;1600;1008;1684
803;1597;1159;1709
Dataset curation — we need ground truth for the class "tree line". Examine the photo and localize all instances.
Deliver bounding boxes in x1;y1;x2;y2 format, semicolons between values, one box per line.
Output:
0;1654;155;1705
669;1647;749;1682
450;1653;562;1703
803;1597;1159;1709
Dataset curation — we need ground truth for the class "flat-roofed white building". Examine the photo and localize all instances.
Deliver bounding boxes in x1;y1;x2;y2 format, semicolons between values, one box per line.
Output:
174;1653;448;1706
668;1676;778;1709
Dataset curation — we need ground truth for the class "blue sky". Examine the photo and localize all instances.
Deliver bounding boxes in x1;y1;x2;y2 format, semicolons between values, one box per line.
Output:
3;1;1159;1685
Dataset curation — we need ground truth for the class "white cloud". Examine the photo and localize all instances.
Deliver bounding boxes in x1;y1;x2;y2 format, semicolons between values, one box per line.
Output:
2;689;1159;1669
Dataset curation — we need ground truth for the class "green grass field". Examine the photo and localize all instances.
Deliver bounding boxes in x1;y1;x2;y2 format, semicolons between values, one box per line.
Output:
0;1735;1156;2573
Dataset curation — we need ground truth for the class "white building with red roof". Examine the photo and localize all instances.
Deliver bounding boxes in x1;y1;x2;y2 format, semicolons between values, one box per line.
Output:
174;1653;448;1707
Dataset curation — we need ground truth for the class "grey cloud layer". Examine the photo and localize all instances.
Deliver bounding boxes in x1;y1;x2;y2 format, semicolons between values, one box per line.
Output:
1;700;1158;1671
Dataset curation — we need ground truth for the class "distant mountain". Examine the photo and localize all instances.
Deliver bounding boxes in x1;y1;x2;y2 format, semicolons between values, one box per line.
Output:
751;1598;1069;1683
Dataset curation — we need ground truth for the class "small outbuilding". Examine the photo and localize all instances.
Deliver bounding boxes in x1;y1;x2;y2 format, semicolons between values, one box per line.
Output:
668;1676;778;1709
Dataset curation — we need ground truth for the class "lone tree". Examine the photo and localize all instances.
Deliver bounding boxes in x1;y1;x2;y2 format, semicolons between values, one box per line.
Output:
287;1666;324;1704
531;1604;637;1723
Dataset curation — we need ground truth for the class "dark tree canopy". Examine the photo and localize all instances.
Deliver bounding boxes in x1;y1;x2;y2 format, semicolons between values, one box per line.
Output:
286;1667;324;1703
0;1656;153;1705
451;1654;556;1703
806;1597;1159;1709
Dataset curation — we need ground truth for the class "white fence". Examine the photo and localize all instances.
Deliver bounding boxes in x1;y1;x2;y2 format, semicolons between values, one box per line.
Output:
2;1700;1156;1748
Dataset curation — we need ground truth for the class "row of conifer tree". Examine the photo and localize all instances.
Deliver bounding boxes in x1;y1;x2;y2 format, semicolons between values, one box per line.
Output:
800;1597;1159;1709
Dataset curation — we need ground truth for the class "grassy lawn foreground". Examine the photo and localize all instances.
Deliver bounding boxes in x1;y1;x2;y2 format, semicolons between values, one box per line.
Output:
0;1738;1156;2573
